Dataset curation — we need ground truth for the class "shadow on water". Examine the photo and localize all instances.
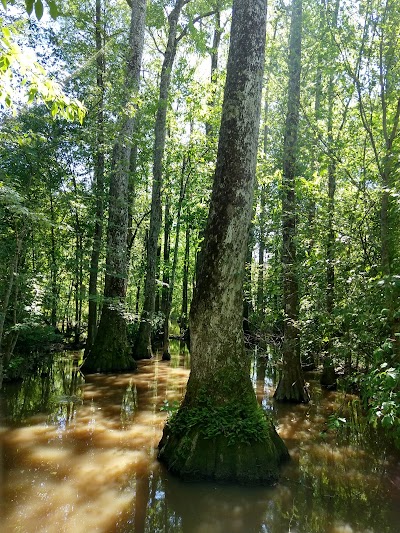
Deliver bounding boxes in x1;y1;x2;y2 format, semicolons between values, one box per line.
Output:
1;341;400;533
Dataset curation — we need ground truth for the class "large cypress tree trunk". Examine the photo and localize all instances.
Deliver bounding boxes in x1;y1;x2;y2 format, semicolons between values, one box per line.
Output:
158;0;288;485
273;0;309;403
134;0;187;360
85;0;106;356
82;0;146;373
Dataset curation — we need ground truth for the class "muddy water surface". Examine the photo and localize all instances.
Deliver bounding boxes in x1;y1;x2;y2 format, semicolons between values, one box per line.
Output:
1;345;400;533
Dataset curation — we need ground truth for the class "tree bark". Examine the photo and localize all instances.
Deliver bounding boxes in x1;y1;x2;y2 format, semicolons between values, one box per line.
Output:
162;155;189;359
83;0;146;373
134;0;188;360
274;0;309;403
49;192;58;328
85;0;106;356
180;215;190;335
0;225;26;389
321;68;338;387
158;0;288;484
205;10;222;137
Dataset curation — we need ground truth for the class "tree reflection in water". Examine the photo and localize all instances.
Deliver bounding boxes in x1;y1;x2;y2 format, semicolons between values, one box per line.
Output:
0;342;399;533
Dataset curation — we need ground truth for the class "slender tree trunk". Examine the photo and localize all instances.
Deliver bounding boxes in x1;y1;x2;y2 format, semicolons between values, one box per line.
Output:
4;281;20;367
257;90;270;315
321;69;338;388
158;0;288;484
274;0;309;403
180;216;190;335
243;221;254;338
83;0;147;373
49;193;58;328
162;156;188;359
0;226;26;389
161;198;172;320
160;197;172;351
85;0;106;356
72;185;84;346
307;0;324;256
134;0;187;360
257;192;266;316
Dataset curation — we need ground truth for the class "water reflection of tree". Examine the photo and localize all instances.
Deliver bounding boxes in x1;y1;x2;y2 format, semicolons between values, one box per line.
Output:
2;353;84;424
120;380;138;427
288;441;393;533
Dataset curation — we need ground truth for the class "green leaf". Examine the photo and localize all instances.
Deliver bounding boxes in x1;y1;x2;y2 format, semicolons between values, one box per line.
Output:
34;0;44;20
25;0;34;15
48;0;58;19
1;0;7;10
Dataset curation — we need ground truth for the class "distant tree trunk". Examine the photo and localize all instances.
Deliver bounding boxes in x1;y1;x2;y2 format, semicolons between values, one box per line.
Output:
326;0;339;321
326;92;336;315
274;0;309;403
85;0;106;356
180;216;190;334
0;225;26;389
162;156;188;360
134;0;187;360
154;243;162;315
160;196;172;348
257;84;271;315
49;192;58;328
243;222;254;338
82;0;146;373
71;175;84;346
307;0;323;256
321;68;338;388
3;279;21;368
158;0;288;484
161;198;172;319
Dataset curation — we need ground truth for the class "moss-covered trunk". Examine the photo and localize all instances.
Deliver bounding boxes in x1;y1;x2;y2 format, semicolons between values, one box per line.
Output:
158;0;288;485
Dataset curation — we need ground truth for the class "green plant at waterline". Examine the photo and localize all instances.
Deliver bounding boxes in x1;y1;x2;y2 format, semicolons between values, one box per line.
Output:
361;362;400;446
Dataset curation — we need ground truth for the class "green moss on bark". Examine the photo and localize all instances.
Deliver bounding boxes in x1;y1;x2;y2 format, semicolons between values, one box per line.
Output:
158;395;289;485
82;305;136;373
166;396;269;445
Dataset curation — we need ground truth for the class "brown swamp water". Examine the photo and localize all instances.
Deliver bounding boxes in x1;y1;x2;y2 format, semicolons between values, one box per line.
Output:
1;342;400;533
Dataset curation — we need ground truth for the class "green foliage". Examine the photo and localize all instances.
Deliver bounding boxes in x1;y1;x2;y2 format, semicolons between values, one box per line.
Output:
1;0;58;20
166;393;273;446
0;22;85;121
160;399;180;415
13;319;62;354
147;1;166;29
361;362;400;445
327;414;347;430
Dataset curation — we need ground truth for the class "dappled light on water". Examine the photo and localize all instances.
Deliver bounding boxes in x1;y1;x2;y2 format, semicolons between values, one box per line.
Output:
1;343;400;533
